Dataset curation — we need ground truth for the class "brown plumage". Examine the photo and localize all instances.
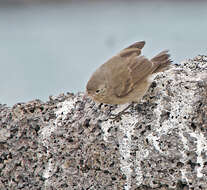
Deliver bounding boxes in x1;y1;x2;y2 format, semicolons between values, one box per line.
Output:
86;41;172;104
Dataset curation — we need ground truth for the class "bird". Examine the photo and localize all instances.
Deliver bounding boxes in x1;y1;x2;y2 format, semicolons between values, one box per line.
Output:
86;41;172;105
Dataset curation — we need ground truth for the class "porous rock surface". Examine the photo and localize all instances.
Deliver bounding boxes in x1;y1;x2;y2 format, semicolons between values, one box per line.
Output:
1;55;207;190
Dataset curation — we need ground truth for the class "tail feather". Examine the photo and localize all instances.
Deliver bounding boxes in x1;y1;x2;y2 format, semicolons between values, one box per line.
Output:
151;50;172;74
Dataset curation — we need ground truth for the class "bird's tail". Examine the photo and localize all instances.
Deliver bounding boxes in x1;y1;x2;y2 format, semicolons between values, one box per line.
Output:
151;50;172;74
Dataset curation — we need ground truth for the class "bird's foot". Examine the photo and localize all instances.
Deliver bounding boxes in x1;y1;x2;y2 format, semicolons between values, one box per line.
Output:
109;103;133;121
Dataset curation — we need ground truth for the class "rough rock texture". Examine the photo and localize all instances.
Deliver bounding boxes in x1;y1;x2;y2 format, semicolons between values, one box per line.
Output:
1;55;207;190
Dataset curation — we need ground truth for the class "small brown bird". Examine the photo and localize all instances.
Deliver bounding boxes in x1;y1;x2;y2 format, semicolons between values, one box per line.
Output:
86;41;171;105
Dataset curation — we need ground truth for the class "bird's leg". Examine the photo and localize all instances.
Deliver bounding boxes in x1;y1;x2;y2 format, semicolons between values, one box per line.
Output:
109;102;135;120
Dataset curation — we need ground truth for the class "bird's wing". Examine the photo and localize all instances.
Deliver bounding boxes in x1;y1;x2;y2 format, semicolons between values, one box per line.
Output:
118;41;145;58
111;55;153;97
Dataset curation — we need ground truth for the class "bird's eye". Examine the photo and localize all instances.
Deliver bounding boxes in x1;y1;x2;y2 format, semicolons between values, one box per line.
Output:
96;90;100;94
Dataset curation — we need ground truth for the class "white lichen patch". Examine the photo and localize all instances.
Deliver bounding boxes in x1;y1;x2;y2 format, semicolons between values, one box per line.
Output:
144;68;204;184
118;114;137;190
40;124;56;145
55;99;75;121
43;158;56;188
179;133;189;151
101;119;112;142
147;133;163;154
135;147;149;186
179;133;189;183
40;95;82;185
40;96;78;146
189;132;207;178
42;158;54;179
103;103;146;189
102;112;138;190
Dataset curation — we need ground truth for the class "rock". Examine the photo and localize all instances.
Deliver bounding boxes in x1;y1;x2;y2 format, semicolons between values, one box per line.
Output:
1;55;207;189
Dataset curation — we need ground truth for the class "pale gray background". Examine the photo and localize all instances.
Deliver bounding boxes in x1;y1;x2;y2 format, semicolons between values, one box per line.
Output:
0;0;207;106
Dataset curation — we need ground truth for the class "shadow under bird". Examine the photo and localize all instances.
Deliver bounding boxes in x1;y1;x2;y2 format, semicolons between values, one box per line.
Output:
86;41;172;105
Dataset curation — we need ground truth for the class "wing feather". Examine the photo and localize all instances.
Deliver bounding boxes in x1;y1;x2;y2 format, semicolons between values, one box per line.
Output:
113;56;153;97
119;41;145;58
125;41;145;50
105;41;152;98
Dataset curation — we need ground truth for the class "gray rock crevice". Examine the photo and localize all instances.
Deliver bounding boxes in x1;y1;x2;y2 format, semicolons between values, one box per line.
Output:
1;55;207;190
